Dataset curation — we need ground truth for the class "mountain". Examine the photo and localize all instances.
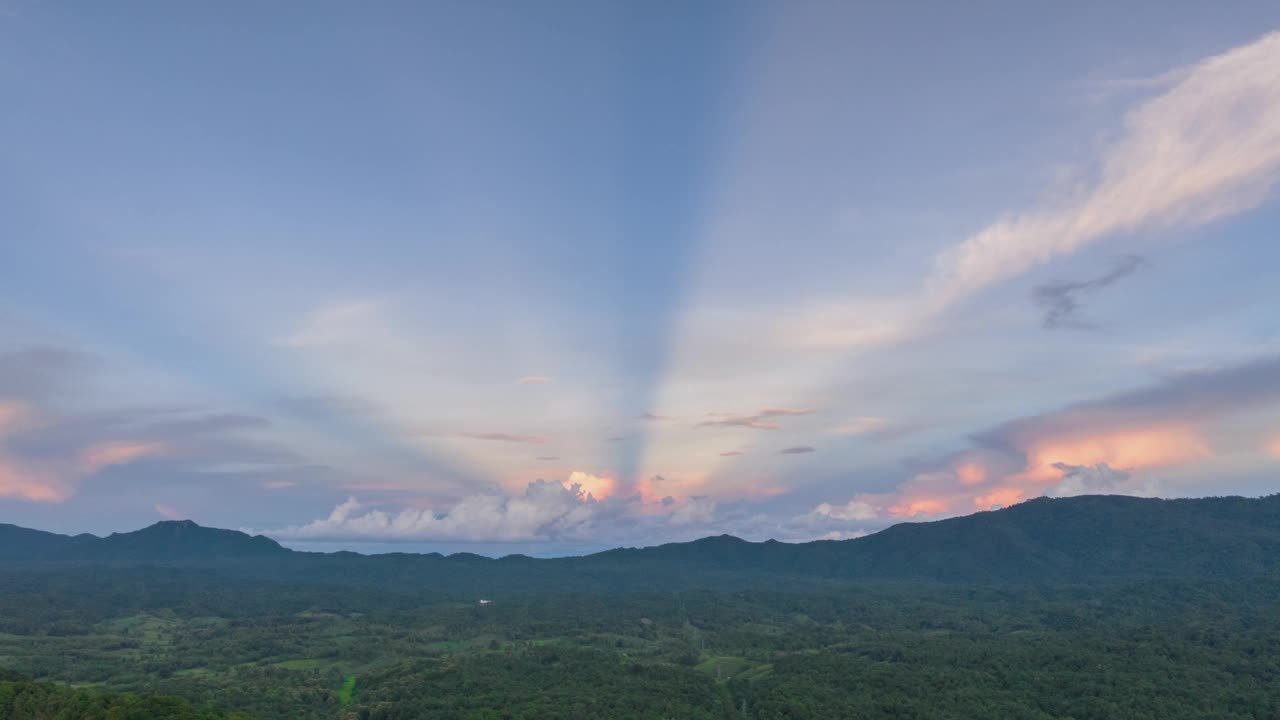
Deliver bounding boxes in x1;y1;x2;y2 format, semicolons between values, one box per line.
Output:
0;520;288;564
2;494;1278;589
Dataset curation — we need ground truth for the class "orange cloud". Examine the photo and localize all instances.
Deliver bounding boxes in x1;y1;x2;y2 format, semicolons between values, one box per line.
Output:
154;503;185;520
955;461;987;486
0;462;65;502
1018;424;1209;483
567;470;616;501
974;486;1024;511
888;497;949;518
79;442;166;474
0;401;27;434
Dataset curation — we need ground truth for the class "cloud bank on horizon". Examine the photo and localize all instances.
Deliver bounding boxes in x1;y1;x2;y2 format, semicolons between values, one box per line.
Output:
2;4;1279;551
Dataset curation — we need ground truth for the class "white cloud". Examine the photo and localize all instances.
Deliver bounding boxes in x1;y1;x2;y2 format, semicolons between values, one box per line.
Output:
1047;462;1162;498
810;499;878;522
668;496;717;526
262;479;634;542
927;31;1280;308
784;32;1280;352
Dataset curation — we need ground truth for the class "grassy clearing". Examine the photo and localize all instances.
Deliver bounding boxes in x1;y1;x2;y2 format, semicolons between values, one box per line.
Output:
695;656;759;682
338;674;356;705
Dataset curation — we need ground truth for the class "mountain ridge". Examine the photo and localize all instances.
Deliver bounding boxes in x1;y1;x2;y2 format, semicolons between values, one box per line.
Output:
3;493;1278;590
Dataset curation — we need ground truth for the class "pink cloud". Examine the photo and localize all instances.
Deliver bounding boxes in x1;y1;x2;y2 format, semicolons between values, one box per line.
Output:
154;503;185;520
518;376;551;385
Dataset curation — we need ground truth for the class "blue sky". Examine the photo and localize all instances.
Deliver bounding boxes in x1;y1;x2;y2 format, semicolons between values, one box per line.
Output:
2;1;1280;554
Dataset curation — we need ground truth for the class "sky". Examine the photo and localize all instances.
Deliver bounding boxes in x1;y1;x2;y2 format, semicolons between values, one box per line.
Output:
2;1;1280;555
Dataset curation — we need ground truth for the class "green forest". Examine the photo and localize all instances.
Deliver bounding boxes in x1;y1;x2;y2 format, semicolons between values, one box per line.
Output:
1;568;1277;719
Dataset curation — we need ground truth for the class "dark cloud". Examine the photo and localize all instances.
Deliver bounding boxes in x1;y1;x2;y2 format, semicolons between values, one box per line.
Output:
780;446;816;455
978;354;1280;452
1033;255;1146;330
0;346;101;401
719;451;743;457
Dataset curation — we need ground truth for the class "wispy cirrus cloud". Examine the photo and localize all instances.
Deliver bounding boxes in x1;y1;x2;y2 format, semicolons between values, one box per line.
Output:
699;407;813;430
518;376;551;385
273;301;382;348
446;432;549;444
785;31;1280;351
927;31;1280;309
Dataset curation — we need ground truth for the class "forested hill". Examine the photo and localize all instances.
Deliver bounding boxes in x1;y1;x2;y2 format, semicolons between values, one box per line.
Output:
2;494;1278;589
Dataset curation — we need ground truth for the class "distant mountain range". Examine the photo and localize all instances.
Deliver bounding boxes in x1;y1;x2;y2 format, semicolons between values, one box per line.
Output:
3;494;1278;591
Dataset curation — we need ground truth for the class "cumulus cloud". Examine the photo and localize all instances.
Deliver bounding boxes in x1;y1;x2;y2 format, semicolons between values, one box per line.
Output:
810;499;877;521
1047;462;1161;498
264;480;623;542
1033;255;1147;329
669;496;717;526
699;407;813;430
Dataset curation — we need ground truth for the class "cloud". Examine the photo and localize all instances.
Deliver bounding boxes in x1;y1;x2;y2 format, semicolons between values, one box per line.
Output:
1033;255;1147;329
537;455;560;461
828;417;924;440
448;432;548;444
820;355;1280;522
810;499;877;522
669;496;717;526
262;478;637;543
759;407;812;418
979;355;1280;454
788;32;1280;351
154;503;186;520
518;376;551;385
638;412;671;421
699;407;813;430
718;451;743;457
819;530;868;541
0;346;301;503
1047;462;1161;498
0;346;100;402
275;395;378;419
928;32;1280;308
780;446;816;455
565;471;615;500
275;301;381;348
